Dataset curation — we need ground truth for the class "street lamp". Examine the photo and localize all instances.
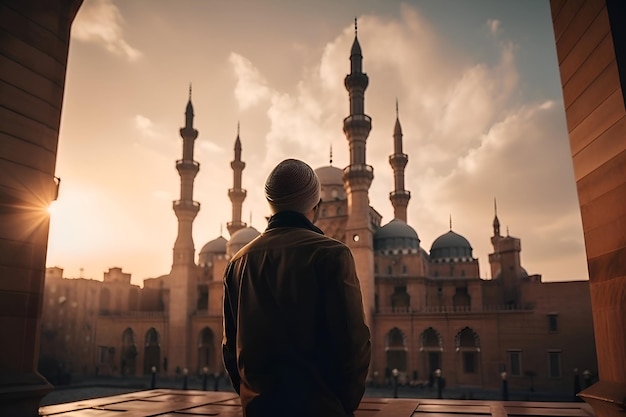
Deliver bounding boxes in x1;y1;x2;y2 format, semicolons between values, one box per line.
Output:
582;369;592;388
182;368;188;390
392;368;399;398
150;366;156;389
202;367;209;391
214;372;220;391
435;369;443;399
501;371;509;401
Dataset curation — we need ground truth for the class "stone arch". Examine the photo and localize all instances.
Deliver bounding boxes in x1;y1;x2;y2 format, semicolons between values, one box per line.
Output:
455;327;481;379
420;327;443;379
143;327;161;374
385;327;407;373
121;327;137;376
198;327;215;374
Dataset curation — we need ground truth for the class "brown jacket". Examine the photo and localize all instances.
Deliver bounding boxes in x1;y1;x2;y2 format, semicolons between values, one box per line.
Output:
222;211;371;417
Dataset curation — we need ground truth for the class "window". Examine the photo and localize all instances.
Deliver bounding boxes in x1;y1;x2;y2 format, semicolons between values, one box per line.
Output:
548;314;558;332
463;352;476;373
509;350;522;376
402;265;407;274
548;351;561;378
387;265;393;275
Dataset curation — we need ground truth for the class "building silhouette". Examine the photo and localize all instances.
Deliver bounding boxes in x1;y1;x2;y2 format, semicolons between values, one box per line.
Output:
38;26;597;395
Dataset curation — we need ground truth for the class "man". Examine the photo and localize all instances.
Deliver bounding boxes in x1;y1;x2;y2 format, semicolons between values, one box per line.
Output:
222;158;371;417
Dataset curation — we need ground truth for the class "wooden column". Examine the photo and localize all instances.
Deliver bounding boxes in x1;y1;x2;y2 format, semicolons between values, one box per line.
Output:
0;1;82;415
551;1;626;416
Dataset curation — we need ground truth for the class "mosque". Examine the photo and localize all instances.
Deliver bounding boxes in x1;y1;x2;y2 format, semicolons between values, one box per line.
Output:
39;27;597;394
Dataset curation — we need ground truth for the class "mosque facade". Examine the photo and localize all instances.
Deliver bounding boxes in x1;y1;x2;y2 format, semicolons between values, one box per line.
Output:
39;28;597;394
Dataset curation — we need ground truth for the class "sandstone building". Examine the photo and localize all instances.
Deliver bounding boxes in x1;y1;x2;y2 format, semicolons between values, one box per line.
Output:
39;25;597;395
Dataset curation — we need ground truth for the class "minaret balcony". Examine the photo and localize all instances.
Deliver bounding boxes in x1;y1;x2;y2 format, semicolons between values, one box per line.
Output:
344;72;369;89
176;159;200;172
343;164;374;185
228;188;247;198
390;190;411;199
389;153;408;167
173;200;200;215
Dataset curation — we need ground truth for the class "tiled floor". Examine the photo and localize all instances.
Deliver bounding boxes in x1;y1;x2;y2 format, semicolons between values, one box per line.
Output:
38;390;595;417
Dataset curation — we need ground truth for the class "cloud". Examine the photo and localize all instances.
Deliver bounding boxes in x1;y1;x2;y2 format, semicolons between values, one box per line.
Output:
488;19;501;35
134;114;159;138
72;0;141;61
229;53;271;110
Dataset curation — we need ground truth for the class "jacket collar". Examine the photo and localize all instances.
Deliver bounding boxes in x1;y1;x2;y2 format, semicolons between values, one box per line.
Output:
266;211;324;235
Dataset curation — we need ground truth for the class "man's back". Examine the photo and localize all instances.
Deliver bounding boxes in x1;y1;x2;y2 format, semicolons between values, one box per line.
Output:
222;213;371;417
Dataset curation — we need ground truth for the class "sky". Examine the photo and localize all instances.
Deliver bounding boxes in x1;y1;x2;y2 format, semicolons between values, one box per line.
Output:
46;0;589;286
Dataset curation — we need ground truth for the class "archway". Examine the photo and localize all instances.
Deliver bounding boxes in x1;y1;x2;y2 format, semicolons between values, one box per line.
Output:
198;327;215;374
420;327;443;385
385;327;408;383
143;328;161;374
121;327;137;376
455;326;481;385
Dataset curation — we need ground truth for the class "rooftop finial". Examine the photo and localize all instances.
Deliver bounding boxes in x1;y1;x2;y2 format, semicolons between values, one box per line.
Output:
507;226;510;236
220;223;223;236
494;198;498;216
188;83;192;100
355;17;358;36
237;121;240;136
330;144;333;166
449;214;452;231
396;98;399;118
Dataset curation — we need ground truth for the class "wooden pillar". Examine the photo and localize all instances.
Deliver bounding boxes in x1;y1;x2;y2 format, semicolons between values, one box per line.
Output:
551;1;626;416
0;1;82;415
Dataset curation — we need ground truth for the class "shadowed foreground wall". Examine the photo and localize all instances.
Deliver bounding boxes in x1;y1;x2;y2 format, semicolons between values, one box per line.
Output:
551;0;626;416
0;1;82;416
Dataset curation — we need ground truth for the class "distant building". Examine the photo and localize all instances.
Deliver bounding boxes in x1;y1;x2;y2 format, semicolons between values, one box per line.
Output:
40;25;596;394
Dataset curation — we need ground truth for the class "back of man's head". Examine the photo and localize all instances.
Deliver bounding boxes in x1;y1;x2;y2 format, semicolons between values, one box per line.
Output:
264;159;320;215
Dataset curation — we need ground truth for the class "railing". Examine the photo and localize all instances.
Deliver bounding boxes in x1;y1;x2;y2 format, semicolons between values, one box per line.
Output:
173;200;200;209
175;159;200;168
343;114;372;124
98;311;167;318
377;304;534;314
343;165;374;175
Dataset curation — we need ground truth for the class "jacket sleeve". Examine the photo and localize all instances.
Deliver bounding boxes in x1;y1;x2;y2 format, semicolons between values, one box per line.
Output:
322;246;371;413
222;261;241;394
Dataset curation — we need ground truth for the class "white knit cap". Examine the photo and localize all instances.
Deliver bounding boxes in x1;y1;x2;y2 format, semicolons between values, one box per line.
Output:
264;159;321;214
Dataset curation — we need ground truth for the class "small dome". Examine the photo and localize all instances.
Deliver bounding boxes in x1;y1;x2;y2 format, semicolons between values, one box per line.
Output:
430;230;473;261
374;219;420;251
227;226;260;257
199;236;227;255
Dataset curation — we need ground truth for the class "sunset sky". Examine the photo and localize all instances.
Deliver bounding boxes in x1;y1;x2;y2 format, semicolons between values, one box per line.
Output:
46;0;589;285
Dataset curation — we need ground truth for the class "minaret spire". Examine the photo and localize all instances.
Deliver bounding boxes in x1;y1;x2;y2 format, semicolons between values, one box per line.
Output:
389;99;410;222
343;20;374;333
329;144;333;166
168;88;201;375
227;123;247;236
493;198;501;237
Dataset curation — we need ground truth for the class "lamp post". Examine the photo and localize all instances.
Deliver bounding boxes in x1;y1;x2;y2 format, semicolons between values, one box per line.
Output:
150;366;156;389
373;371;379;388
435;369;442;399
202;367;209;391
501;371;509;401
213;372;220;391
573;368;581;401
182;368;188;390
392;368;399;398
582;369;592;388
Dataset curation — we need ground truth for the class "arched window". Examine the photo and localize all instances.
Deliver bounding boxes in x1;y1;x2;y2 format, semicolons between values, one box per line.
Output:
420;327;443;377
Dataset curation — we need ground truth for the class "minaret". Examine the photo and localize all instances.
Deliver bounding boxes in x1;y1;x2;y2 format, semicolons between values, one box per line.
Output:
389;99;410;222
227;123;247;236
492;198;501;240
168;86;200;374
342;19;375;329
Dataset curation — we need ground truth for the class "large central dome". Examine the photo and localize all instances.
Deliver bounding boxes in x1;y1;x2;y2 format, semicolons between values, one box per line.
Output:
314;165;346;201
430;230;473;262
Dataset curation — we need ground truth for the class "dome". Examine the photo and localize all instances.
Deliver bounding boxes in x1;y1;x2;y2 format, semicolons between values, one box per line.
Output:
374;219;420;251
199;236;227;255
315;165;346;201
430;230;473;261
315;166;343;185
227;226;260;257
198;236;227;267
